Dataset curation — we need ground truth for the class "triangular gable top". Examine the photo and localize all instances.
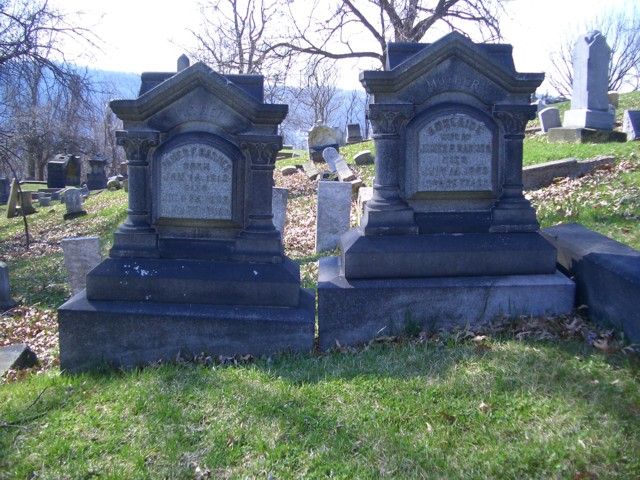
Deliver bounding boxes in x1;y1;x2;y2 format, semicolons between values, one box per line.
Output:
361;32;543;95
110;62;288;125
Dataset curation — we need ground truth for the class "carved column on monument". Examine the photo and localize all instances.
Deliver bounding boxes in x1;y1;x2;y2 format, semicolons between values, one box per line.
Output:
361;103;418;236
490;105;539;233
237;136;283;258
110;129;161;257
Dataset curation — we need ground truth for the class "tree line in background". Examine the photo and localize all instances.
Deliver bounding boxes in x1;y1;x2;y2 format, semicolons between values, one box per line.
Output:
1;0;639;180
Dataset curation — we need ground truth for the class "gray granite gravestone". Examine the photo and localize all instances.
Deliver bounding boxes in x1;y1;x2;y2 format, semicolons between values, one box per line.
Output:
0;178;9;205
316;180;352;253
37;192;51;207
354;150;374;165
47;154;81;188
0;262;16;310
308;124;340;162
549;32;624;143
61;237;102;294
18;191;36;215
63;188;86;220
317;33;575;349
538;107;561;132
86;156;107;190
272;187;288;234
58;58;314;372
6;179;18;218
346;123;363;143
623;110;640;141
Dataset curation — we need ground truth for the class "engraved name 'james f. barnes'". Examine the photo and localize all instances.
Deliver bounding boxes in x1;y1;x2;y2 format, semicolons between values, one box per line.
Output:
158;143;233;220
418;113;493;192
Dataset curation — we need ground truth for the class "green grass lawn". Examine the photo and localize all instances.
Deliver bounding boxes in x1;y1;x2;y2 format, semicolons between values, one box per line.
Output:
1;338;639;478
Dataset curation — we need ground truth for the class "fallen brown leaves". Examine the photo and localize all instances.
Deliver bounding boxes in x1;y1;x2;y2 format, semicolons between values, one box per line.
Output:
526;158;640;221
1;306;59;382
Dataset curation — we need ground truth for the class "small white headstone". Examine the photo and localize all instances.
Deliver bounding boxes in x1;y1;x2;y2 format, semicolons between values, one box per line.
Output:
61;237;102;294
322;147;339;172
272;187;288;234
316;181;351;253
538;107;561;132
623;110;640;141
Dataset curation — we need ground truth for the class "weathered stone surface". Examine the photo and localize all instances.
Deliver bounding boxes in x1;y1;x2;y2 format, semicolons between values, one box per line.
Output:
280;165;297;176
272;187;288;234
63;188;86;220
316;181;351;253
353;150;374;165
47;154;81;188
60;60;313;371
87;156;108;190
308;124;340;162
335;159;356;183
318;257;575;350
37;192;51;207
19;191;36;215
623;110;640;141
548;127;626;143
356;186;373;223
0;178;9;205
322;147;339;172
59;289;315;372
542;223;640;343
302;161;320;180
346;123;363;143
0;261;16;310
538;107;561;132
522;156;616;190
6;179;18;218
415;112;493;193
0;344;37;376
563;31;614;130
107;176;121;190
61;236;102;294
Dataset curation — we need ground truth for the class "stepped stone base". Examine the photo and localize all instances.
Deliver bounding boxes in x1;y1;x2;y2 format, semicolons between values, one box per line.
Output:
58;289;316;372
317;256;575;350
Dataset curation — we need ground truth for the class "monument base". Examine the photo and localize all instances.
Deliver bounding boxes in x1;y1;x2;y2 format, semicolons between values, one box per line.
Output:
317;256;575;350
547;127;626;144
58;288;316;372
563;109;614;131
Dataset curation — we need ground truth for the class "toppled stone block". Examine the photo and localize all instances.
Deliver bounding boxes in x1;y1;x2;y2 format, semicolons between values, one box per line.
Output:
281;165;298;176
0;344;38;376
354;150;374;165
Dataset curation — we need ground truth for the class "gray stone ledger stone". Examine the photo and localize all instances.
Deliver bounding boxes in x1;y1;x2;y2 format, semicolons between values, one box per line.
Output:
562;31;614;130
316;180;352;253
542;223;640;343
538;107;561;132
61;236;102;294
63;188;86;220
0;262;16;310
623;110;640;141
272;187;288;235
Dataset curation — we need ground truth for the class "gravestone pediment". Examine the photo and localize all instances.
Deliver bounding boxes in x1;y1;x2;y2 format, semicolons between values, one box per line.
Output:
361;32;543;101
111;62;287;130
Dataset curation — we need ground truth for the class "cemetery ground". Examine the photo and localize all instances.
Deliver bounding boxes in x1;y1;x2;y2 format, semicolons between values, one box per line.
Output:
0;136;639;477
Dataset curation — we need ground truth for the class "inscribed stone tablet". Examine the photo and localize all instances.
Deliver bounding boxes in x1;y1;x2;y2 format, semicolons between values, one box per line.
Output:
158;143;233;220
417;113;493;192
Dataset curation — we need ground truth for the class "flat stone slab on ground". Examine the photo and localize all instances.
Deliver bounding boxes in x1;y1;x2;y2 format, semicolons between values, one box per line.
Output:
318;256;575;350
0;344;38;376
542;223;640;343
547;127;626;143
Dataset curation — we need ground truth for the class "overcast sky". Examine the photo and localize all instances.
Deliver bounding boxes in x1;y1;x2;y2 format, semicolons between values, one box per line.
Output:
50;0;637;94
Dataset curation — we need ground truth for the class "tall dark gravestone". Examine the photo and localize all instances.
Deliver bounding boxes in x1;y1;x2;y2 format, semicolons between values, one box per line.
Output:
47;154;81;188
86;155;108;190
58;59;314;372
318;33;575;348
